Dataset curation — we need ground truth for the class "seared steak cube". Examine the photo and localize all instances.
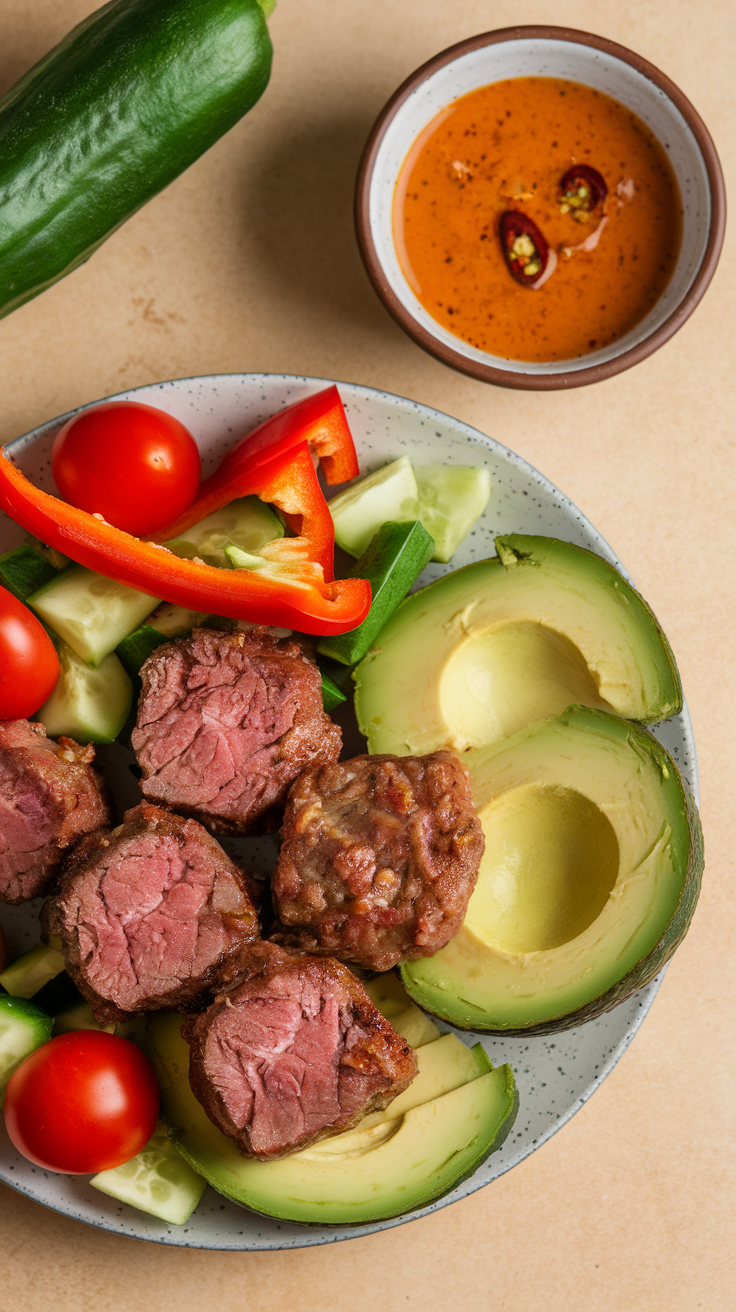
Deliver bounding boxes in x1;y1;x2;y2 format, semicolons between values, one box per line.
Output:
131;626;342;835
0;719;110;904
42;802;260;1023
183;941;417;1159
272;750;484;971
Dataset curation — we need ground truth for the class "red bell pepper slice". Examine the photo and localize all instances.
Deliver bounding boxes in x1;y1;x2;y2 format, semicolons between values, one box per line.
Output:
179;442;336;582
158;388;358;578
214;383;357;489
222;384;359;484
0;451;371;636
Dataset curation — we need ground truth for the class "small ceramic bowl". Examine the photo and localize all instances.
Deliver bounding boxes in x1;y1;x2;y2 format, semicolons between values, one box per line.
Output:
355;26;726;390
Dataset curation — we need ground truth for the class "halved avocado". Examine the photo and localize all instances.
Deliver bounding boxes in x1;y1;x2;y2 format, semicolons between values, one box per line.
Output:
148;1012;517;1225
354;535;682;755
401;706;703;1034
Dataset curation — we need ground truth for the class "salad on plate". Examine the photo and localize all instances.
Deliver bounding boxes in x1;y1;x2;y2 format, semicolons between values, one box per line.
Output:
0;376;702;1247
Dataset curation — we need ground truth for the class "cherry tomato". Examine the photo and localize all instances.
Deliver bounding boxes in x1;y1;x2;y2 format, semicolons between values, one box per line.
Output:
0;586;59;719
52;401;201;538
4;1031;160;1173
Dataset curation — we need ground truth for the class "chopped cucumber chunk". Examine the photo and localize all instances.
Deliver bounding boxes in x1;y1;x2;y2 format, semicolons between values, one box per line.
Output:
328;459;490;564
166;496;284;568
0;544;59;602
37;641;133;744
320;670;346;712
0;995;53;1097
29;566;160;667
318;520;434;666
329;457;419;558
0;943;65;998
90;1120;207;1224
116;625;169;679
414;464;491;563
117;604;223;679
147;602;212;638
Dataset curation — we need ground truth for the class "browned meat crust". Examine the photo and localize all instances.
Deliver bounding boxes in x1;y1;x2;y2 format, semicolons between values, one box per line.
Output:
0;719;111;904
183;941;417;1160
131;626;342;835
272;750;484;971
42;801;260;1024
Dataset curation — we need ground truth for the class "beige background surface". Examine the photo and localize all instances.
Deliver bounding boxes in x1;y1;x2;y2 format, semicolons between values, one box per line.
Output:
0;1;734;1308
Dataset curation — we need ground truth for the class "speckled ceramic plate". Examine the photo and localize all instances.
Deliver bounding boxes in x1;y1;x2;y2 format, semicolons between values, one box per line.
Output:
0;373;697;1249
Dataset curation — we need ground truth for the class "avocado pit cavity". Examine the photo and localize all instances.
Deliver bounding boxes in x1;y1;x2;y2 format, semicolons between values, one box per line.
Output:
355;536;683;760
439;621;610;749
399;706;702;1034
466;783;619;953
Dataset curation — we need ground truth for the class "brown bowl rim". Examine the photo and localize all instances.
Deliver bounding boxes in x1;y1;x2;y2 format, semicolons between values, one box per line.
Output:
354;25;727;391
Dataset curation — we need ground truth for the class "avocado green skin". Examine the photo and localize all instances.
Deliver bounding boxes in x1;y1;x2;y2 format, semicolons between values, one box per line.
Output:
0;0;273;319
400;707;704;1036
149;1011;519;1226
354;535;684;752
172;1065;520;1226
495;535;683;723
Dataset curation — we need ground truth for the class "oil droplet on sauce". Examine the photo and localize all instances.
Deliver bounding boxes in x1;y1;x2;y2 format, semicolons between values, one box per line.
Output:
393;78;683;363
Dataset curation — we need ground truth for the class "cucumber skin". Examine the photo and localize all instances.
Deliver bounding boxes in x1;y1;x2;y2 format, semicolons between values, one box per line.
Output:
0;546;59;603
318;520;434;667
320;670;347;713
116;625;169;680
37;644;134;744
0;0;273;318
0;995;54;1096
0;994;53;1035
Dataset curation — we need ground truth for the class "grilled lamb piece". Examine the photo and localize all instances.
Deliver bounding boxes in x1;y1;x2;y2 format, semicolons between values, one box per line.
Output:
0;719;110;905
42;801;260;1024
272;750;485;972
183;941;417;1160
131;626;342;835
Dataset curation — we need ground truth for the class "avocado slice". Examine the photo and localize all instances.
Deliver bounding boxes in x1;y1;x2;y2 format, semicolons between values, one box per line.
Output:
401;705;703;1034
148;1012;517;1225
350;1033;491;1132
354;534;682;755
363;972;441;1048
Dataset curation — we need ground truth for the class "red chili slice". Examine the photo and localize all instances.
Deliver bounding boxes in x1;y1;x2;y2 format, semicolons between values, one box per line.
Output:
499;211;549;287
559;165;608;216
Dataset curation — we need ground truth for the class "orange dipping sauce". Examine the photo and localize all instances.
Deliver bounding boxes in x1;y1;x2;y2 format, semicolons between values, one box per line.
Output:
394;78;683;362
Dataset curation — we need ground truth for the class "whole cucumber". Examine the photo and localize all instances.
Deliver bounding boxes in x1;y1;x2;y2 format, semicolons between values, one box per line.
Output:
0;0;273;319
